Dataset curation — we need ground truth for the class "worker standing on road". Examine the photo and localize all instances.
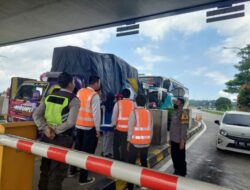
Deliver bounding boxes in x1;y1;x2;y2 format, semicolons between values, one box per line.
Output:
170;97;188;177
127;95;153;190
100;92;115;158
112;89;135;162
71;75;101;185
33;72;80;190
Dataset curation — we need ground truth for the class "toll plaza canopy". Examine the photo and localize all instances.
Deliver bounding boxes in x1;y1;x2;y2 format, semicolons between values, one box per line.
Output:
0;0;248;47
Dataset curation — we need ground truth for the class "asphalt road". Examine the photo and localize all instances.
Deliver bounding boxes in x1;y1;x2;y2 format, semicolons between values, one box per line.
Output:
160;109;250;190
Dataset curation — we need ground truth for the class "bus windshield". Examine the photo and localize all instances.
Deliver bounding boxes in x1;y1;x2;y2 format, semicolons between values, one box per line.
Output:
139;77;163;88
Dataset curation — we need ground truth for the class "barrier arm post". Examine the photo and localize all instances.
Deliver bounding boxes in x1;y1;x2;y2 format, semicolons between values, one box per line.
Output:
0;134;229;190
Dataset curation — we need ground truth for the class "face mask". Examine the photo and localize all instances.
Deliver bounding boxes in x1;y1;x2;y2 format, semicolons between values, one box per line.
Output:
174;104;178;109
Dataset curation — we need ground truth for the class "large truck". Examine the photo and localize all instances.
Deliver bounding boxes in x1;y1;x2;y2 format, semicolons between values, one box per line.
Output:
7;73;66;122
7;46;139;122
0;92;8;121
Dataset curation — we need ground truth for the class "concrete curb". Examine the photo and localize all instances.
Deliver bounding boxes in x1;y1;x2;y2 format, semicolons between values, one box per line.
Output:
147;144;169;168
147;121;203;168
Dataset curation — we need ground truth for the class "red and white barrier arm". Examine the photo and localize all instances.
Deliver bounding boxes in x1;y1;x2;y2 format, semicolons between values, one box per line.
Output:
0;134;228;190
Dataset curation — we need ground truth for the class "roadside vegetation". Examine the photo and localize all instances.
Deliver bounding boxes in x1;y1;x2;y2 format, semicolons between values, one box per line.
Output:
201;109;224;115
191;44;250;113
224;45;250;112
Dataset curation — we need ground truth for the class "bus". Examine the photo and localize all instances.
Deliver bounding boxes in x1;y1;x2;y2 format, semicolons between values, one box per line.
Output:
138;76;189;109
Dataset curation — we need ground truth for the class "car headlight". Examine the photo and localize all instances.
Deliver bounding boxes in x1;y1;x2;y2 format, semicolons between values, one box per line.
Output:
219;129;228;136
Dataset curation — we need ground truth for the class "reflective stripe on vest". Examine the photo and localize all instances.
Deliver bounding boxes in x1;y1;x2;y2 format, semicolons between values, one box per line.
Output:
130;108;152;145
116;99;135;132
76;88;97;127
44;95;69;125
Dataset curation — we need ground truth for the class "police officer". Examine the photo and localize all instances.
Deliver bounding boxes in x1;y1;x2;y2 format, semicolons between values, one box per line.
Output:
169;97;188;177
33;72;80;190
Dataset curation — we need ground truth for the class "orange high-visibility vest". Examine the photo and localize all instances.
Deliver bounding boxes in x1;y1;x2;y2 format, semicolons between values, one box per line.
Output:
130;108;152;145
116;99;135;132
76;88;97;127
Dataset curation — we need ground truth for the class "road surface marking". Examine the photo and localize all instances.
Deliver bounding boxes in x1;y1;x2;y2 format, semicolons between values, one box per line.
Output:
159;121;208;172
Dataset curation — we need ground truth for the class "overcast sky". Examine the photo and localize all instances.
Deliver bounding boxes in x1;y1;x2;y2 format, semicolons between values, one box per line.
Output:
1;3;250;100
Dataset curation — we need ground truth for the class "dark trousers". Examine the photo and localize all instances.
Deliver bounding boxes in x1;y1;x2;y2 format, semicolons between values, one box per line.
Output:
127;144;149;190
39;135;73;190
113;129;128;162
171;141;187;176
71;128;98;182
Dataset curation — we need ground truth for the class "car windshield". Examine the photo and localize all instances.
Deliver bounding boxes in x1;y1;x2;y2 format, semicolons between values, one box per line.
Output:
223;113;250;127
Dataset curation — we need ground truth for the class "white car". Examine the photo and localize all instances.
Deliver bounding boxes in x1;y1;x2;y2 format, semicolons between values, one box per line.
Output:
215;111;250;154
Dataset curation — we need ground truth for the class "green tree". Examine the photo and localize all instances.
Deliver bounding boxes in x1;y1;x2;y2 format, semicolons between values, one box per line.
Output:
215;97;232;111
237;84;250;111
224;45;250;93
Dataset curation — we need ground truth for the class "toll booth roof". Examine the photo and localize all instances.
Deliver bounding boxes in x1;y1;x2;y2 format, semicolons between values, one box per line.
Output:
0;0;242;47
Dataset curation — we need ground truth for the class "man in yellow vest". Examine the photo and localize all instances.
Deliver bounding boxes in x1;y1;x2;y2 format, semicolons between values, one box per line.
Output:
73;75;101;185
33;72;80;190
127;95;153;190
170;97;188;176
111;88;135;162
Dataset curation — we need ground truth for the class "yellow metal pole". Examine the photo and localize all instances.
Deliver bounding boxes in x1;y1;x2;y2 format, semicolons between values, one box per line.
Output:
0;122;36;190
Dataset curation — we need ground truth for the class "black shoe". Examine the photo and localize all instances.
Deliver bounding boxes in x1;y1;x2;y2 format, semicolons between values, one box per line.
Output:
79;177;95;185
104;153;113;158
173;171;186;177
68;167;78;177
173;171;179;175
68;172;77;178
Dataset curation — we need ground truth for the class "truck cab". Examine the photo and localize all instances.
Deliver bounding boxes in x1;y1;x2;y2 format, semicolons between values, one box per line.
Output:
8;79;49;122
7;72;84;122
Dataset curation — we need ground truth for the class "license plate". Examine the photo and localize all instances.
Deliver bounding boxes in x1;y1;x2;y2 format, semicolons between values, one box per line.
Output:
235;141;250;147
239;142;245;147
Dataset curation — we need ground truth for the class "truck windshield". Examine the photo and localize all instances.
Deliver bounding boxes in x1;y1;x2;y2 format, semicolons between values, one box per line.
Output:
15;83;47;101
223;113;250;127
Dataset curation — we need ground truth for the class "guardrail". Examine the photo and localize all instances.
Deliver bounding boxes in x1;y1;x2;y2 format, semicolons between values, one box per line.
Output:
201;109;224;115
0;134;229;190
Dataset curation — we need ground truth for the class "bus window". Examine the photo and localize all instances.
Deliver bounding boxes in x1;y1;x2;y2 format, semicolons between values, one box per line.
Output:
163;79;171;91
162;91;168;101
161;92;173;109
148;91;159;108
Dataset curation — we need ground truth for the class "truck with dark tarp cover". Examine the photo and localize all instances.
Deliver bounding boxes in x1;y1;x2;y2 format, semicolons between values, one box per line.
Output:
8;46;139;121
51;46;139;96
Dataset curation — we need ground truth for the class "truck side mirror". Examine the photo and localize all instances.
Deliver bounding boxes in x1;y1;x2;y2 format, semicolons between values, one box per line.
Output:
214;120;220;125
